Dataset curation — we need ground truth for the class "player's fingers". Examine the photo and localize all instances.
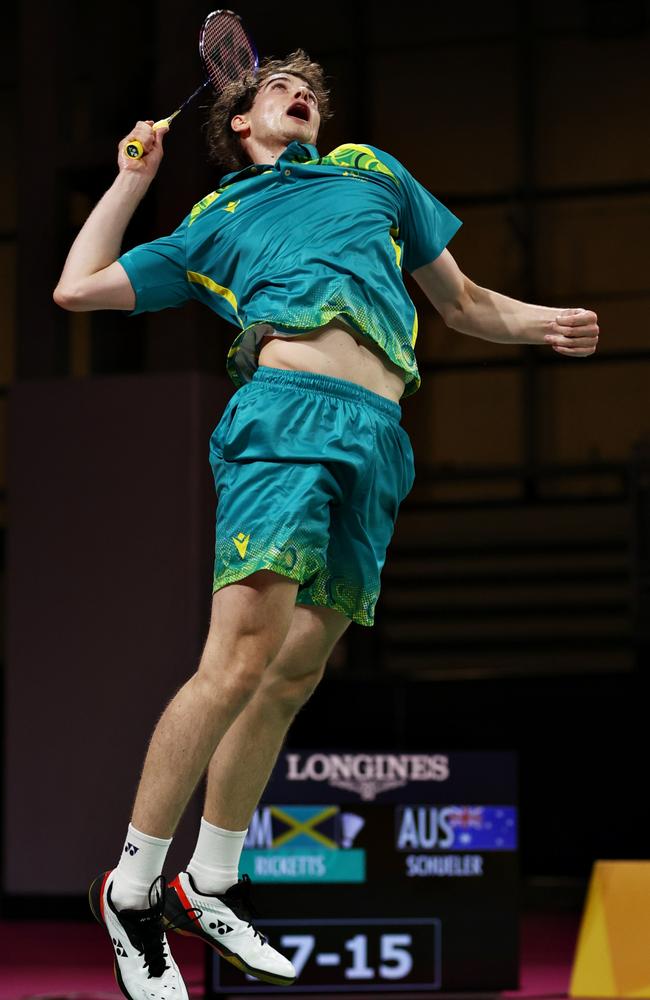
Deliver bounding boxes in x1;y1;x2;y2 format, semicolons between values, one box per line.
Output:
546;333;599;348
546;319;599;339
554;308;598;328
141;127;169;163
119;120;156;156
552;344;597;357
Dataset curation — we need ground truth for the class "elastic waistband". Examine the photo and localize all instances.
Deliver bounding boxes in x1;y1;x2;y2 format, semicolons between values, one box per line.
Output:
250;366;403;421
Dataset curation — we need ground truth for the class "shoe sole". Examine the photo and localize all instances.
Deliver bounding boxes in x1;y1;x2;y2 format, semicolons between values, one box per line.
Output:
164;883;296;987
88;873;136;1000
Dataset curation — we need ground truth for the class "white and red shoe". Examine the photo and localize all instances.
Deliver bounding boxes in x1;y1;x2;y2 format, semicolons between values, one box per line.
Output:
165;871;296;985
88;870;189;1000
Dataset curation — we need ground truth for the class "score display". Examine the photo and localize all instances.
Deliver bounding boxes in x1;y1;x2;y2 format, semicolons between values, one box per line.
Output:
207;750;518;995
229;918;441;990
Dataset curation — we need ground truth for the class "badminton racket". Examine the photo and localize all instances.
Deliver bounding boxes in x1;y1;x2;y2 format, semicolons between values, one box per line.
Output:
125;9;258;159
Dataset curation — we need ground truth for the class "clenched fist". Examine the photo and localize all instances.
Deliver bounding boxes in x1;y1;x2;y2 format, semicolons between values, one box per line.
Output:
117;120;169;179
544;308;599;357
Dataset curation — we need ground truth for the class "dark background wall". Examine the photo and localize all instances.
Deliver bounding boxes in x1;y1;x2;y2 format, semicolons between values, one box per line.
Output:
2;0;650;910
5;374;225;897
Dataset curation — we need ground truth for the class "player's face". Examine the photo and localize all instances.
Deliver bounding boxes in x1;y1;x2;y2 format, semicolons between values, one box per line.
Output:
237;72;321;148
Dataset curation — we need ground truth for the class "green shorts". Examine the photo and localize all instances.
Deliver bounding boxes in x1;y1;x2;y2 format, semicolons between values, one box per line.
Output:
209;366;415;626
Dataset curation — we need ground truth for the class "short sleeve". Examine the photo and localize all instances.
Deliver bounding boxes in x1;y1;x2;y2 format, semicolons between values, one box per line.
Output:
367;146;462;273
117;214;193;314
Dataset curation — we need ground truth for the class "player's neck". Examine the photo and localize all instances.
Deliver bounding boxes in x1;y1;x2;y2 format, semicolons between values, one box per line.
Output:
243;137;292;167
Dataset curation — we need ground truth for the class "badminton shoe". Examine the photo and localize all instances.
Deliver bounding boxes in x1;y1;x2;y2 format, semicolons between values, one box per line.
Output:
88;870;189;1000
165;871;296;985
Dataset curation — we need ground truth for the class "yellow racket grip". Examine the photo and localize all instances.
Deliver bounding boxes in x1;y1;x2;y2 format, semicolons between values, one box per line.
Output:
124;117;174;160
125;139;145;159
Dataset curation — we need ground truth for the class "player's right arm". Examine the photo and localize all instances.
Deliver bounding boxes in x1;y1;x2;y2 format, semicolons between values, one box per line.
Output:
53;121;167;312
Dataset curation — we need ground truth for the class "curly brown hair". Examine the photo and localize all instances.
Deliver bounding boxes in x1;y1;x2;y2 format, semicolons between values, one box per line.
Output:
205;49;332;171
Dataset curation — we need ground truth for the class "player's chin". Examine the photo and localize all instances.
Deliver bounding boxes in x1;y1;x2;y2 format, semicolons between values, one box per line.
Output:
283;120;315;143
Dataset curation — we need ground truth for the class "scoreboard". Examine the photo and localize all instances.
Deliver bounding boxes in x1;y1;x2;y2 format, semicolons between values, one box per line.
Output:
207;750;518;995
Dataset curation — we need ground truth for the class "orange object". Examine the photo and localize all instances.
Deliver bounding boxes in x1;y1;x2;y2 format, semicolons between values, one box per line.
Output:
570;861;650;997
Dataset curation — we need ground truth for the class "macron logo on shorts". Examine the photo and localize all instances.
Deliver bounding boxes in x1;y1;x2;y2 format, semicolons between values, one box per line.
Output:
232;532;250;558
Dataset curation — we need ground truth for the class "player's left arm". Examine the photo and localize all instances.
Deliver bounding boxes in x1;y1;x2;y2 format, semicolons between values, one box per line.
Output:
412;249;599;357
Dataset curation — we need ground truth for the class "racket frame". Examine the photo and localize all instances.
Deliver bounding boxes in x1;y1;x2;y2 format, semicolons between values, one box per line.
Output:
125;9;258;159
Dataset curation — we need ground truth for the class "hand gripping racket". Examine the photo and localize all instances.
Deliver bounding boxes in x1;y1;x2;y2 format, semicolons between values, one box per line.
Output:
125;9;258;159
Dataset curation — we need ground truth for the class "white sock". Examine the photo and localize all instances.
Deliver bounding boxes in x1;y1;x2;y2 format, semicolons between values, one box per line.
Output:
187;817;248;895
111;823;173;911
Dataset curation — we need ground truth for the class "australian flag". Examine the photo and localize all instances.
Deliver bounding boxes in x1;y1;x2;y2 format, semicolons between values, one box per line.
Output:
448;805;517;850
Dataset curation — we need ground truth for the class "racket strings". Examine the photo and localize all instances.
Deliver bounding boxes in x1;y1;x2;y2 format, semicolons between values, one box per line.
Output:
201;14;257;92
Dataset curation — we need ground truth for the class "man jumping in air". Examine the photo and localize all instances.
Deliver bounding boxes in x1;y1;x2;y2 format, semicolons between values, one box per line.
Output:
54;49;599;1000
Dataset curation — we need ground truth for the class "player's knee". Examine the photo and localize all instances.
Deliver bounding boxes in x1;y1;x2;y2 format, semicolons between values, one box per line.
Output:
227;659;268;707
197;638;272;708
262;661;326;716
204;606;290;674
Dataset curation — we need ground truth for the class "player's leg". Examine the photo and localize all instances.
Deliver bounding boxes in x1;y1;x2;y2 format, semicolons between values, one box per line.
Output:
159;369;372;985
89;570;297;1000
201;603;350;835
130;571;299;840
163;605;349;985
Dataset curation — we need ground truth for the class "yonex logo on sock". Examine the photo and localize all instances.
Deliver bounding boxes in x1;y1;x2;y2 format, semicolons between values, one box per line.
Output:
124;842;139;856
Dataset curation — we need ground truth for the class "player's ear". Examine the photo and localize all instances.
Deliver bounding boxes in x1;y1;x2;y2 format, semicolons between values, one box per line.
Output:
231;114;250;137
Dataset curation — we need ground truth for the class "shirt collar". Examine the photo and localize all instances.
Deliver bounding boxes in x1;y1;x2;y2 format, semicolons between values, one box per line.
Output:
219;141;320;188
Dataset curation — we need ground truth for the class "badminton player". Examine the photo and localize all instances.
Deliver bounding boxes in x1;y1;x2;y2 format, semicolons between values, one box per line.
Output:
53;50;599;1000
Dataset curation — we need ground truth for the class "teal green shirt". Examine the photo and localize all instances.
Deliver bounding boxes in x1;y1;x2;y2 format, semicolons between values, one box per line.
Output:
118;141;462;396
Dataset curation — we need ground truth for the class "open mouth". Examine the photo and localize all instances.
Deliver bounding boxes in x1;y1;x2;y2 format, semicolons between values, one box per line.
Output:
286;100;310;123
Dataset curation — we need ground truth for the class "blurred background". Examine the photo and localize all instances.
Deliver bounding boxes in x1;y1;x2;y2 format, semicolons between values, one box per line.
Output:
1;0;649;933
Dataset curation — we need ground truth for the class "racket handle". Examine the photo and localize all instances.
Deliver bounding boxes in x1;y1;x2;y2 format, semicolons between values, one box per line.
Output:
125;139;145;159
124;114;178;160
